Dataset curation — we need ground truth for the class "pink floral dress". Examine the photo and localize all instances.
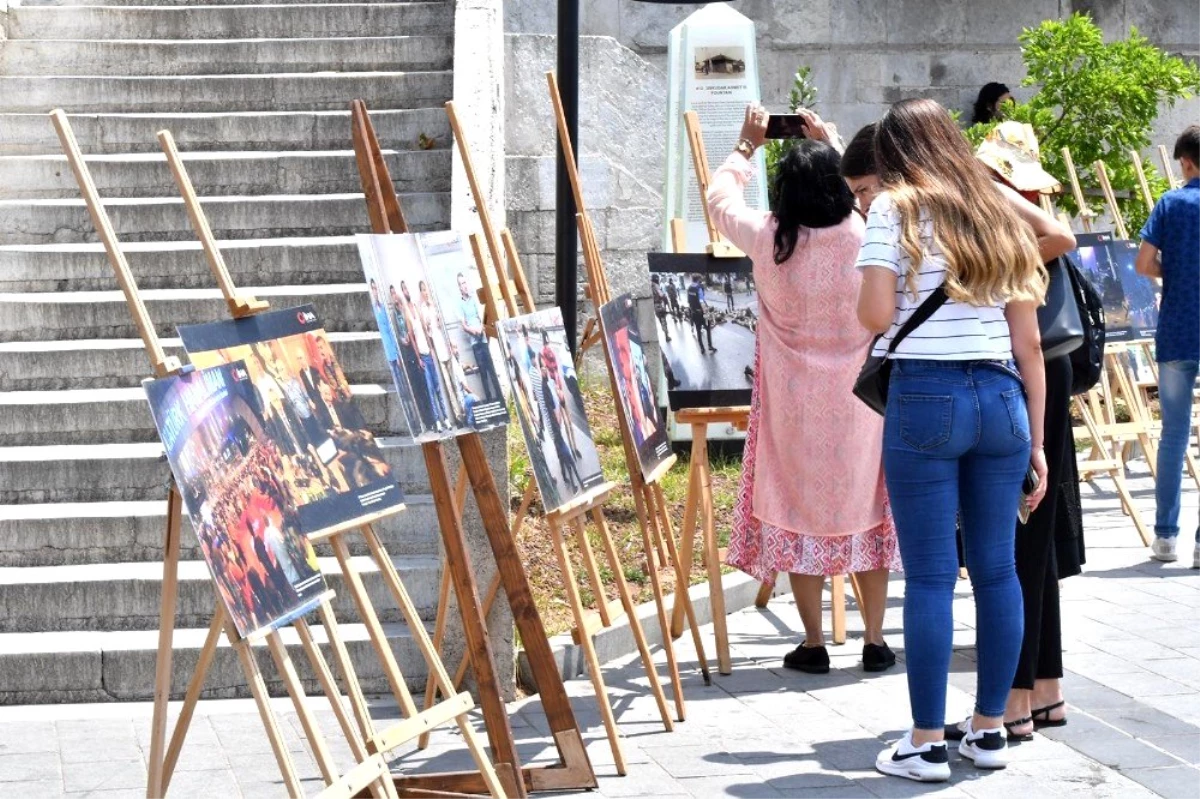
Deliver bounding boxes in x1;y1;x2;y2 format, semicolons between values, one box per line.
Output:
708;153;901;580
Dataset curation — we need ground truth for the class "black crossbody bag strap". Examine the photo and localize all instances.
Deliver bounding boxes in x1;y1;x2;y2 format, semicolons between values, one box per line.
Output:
878;285;949;355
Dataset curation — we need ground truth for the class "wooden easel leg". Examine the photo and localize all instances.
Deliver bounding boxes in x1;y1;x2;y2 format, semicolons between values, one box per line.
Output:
232;633;305;798
848;572;867;628
147;484;184;799
511;480;537;537
694;435;731;675
419;441;522;794
267;630;341;786
648;483;710;686
631;482;687;721
830;576;847;646
670;460;701;639
161;602;225;791
548;519;627;775
754;581;774;608
1111;469;1153;546
329;533;420;719
295;620;369;766
590;507;673;732
314;601;376;750
455;433;596;791
417;564;453;750
573;517;614;626
453;574;502;690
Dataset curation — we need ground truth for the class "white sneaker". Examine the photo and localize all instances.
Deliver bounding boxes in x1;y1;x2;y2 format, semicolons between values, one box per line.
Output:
958;719;1008;769
876;731;951;782
1152;537;1178;562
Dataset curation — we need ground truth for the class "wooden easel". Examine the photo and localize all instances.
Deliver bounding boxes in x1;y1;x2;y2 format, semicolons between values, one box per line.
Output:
51;109;432;799
1061;147;1097;233
546;72;713;702
349;100;600;794
1158;145;1182;189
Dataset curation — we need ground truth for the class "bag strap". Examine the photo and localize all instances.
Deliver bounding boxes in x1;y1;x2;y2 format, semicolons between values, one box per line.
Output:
882;285;949;355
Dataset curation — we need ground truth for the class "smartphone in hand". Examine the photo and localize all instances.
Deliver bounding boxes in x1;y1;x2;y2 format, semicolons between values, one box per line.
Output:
1018;464;1040;525
765;114;808;139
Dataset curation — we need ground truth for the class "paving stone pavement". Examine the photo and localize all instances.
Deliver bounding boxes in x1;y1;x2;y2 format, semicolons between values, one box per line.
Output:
0;468;1195;798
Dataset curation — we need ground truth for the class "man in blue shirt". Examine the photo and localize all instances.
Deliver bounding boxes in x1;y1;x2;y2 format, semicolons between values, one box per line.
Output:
1136;125;1200;567
457;272;502;402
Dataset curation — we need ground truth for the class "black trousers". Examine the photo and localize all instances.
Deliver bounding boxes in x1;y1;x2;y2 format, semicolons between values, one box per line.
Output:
1012;355;1073;689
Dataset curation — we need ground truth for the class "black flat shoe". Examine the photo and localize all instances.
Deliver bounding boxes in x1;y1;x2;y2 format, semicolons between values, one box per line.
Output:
783;643;830;674
1032;701;1067;728
863;642;896;672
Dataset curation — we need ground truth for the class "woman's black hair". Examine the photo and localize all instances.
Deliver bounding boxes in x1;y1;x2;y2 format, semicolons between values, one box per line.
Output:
839;123;878;179
971;82;1010;125
771;139;855;264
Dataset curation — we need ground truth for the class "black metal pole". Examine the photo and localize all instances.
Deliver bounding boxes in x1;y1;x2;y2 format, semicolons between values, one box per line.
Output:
555;0;580;355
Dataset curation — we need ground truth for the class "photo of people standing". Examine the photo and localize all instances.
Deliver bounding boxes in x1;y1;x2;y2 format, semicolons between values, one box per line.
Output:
497;308;605;510
144;361;327;640
600;294;672;479
1110;239;1161;338
1068;233;1136;341
178;305;404;535
651;262;757;409
356;232;508;441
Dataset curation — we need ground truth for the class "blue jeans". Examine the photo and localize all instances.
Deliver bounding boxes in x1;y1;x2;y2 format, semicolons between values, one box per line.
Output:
1155;359;1200;540
420;353;447;424
884;359;1029;730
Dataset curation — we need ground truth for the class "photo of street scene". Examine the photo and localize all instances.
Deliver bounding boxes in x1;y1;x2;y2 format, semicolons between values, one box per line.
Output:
144;361;326;640
356;233;508;441
497;308;605;511
178;306;405;536
694;46;746;80
1109;239;1160;340
1066;233;1134;342
600;294;673;480
650;260;756;410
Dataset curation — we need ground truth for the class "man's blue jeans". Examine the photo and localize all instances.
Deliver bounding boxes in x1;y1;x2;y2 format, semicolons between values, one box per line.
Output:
1155;359;1200;541
884;359;1028;730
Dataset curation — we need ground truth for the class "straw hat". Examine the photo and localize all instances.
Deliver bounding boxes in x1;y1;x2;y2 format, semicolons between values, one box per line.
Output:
975;121;1061;194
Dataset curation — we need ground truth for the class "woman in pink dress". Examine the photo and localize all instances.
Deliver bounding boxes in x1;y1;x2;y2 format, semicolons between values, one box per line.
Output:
710;104;901;674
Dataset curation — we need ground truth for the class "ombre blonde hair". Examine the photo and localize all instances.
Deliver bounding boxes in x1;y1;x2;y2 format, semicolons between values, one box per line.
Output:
874;99;1047;306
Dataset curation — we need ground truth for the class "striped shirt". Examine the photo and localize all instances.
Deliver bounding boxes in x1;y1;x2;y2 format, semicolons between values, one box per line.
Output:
855;192;1012;361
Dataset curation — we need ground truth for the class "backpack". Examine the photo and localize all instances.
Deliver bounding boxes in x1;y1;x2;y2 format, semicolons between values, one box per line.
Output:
1063;254;1106;395
686;282;703;312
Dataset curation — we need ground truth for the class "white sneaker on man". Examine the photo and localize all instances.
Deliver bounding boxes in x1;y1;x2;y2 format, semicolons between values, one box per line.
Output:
875;731;951;782
1152;537;1178;562
958;719;1008;769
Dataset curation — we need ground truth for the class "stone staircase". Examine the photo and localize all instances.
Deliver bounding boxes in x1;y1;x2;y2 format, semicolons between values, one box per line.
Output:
0;0;459;703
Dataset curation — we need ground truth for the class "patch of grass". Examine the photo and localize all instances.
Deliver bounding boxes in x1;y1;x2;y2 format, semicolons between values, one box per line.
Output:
509;352;742;636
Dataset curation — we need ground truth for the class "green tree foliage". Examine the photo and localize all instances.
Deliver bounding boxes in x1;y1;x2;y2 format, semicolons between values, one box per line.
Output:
965;13;1199;234
764;66;818;206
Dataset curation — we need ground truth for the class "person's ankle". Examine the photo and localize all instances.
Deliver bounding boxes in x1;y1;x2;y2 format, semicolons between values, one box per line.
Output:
911;727;945;746
971;713;1003;732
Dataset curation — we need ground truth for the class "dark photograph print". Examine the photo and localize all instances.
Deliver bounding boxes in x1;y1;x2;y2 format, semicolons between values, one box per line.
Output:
356;233;508;441
497;307;606;511
648;255;757;410
144;361;326;640
178;305;405;537
1066;232;1134;342
1109;238;1160;340
600;293;673;480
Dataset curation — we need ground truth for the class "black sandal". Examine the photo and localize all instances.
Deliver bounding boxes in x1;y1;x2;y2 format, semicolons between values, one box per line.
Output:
1031;701;1067;729
1004;716;1035;741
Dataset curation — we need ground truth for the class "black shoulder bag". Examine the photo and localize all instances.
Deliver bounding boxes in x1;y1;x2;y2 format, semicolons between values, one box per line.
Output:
852;286;949;415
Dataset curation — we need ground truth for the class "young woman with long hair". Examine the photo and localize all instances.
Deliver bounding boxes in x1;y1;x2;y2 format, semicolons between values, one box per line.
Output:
855;99;1049;781
712;104;901;676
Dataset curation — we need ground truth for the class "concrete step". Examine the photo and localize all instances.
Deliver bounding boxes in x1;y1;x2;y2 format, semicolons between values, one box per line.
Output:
0;495;443;567
0;109;451;156
0;237;379;293
0;383;407;445
0;619;431;704
0;284;377;342
0;36;453;77
0;553;441;632
0;71;452;114
0;436;429;504
0;333;391;390
0;191;447;246
6;4;452;41
0;148;449;200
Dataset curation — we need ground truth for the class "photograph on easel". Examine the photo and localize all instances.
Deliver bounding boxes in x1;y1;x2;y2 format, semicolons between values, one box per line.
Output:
356;232;509;441
1109;239;1159;339
1066;232;1160;342
600;293;673;479
143;362;326;639
496;307;605;510
648;254;756;410
178;305;405;535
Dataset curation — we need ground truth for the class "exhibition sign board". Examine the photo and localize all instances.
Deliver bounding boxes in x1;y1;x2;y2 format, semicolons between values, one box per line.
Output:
1067;232;1160;342
663;2;766;253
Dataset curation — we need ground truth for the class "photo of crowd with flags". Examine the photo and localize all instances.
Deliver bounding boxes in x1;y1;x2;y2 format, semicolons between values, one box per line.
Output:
357;232;508;442
178;306;405;535
144;362;327;639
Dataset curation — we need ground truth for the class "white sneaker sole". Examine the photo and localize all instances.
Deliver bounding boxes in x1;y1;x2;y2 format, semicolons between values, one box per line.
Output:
959;741;1008;769
875;758;951;782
